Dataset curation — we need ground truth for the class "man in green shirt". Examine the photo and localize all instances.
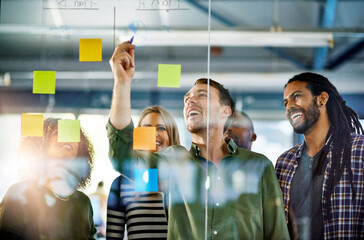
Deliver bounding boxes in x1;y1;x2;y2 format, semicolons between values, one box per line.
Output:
107;41;289;239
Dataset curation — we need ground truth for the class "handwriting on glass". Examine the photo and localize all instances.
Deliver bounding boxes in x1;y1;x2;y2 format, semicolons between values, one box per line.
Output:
49;25;71;40
56;0;97;9
138;0;188;11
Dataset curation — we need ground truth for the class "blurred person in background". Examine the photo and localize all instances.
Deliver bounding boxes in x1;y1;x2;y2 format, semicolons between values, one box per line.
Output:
106;105;180;239
0;118;96;239
89;181;108;238
276;72;364;239
224;110;257;150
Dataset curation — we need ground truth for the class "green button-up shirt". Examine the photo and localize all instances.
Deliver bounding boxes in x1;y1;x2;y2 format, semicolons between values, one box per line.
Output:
107;120;289;240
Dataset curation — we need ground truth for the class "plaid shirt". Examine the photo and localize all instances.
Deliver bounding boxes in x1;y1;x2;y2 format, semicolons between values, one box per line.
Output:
275;133;364;239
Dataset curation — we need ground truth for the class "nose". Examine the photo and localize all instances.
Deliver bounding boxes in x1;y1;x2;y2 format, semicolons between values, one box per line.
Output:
186;94;197;106
285;100;293;112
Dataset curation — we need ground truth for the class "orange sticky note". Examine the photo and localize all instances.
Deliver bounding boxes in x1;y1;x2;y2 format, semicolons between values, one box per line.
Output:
133;127;156;151
79;38;102;62
33;71;56;94
21;113;44;137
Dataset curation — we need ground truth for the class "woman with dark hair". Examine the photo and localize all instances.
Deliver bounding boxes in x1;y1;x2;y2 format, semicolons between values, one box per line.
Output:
0;118;97;239
106;105;180;239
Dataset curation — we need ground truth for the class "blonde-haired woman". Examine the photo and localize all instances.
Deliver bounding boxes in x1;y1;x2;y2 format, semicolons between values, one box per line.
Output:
106;105;180;239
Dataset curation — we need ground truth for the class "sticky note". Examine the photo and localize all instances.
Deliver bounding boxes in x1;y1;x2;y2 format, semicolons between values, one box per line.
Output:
134;169;158;192
157;64;181;88
133;127;156;151
21;113;44;137
58;119;80;142
79;38;102;62
33;71;56;94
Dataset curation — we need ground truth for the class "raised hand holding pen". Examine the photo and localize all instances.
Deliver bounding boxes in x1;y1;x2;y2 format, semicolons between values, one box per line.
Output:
109;36;135;85
109;36;135;130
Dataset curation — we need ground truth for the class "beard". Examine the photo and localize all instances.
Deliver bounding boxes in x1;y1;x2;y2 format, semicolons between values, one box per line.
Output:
186;115;223;134
291;99;320;134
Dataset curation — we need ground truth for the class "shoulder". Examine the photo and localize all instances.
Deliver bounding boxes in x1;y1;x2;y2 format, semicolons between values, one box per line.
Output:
110;175;133;190
159;145;188;153
277;144;301;163
232;148;274;174
155;145;190;160
351;133;364;146
3;181;37;200
1;181;45;208
237;148;270;164
72;190;93;206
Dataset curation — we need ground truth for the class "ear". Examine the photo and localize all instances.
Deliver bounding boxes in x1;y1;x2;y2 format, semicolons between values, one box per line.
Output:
223;106;232;119
251;133;257;142
318;91;329;107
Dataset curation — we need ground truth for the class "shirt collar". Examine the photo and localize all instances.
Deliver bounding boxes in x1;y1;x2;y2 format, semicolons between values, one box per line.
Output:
226;138;238;154
190;138;238;158
296;142;305;159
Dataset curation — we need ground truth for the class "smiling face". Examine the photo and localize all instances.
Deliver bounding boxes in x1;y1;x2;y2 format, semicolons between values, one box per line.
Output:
47;129;80;160
183;84;228;134
283;81;321;135
139;112;170;152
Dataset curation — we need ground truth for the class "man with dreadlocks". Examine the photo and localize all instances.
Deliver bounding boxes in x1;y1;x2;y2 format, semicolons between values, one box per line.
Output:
276;72;364;240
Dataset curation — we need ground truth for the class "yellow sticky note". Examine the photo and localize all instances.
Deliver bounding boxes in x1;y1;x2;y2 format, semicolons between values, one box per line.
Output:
133;127;156;151
21;113;44;137
79;38;102;62
58;119;80;142
33;71;56;94
157;64;181;88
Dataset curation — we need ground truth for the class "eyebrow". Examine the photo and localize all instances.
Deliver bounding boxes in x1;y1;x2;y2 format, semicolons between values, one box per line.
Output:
197;89;207;94
184;88;208;100
283;90;302;104
184;92;190;99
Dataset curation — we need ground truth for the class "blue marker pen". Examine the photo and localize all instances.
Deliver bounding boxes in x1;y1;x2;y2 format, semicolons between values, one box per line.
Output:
129;36;134;44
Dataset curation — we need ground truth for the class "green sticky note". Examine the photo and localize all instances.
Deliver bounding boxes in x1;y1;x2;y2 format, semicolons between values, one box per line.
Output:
33;71;56;94
79;38;102;62
58;119;80;142
21;113;44;137
157;64;181;88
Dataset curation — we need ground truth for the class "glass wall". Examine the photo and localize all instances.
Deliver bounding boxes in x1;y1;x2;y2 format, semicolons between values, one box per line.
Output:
1;0;364;239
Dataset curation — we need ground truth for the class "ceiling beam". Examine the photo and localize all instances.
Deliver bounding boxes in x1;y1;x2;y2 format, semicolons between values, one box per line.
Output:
184;0;237;27
313;0;337;70
326;38;364;70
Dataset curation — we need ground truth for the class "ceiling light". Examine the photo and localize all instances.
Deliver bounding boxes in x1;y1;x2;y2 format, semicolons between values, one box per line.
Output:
138;30;333;48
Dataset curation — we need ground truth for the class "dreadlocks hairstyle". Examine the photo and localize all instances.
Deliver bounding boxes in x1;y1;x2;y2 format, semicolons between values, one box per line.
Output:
18;118;95;189
286;72;363;219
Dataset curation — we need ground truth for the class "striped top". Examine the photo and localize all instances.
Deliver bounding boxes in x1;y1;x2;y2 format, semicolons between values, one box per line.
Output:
106;175;168;239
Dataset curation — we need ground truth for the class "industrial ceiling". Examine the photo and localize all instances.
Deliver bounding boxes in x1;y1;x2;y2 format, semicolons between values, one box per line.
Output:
0;0;363;113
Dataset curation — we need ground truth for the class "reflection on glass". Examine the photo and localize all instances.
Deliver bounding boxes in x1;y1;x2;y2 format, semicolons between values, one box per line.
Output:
0;118;96;239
